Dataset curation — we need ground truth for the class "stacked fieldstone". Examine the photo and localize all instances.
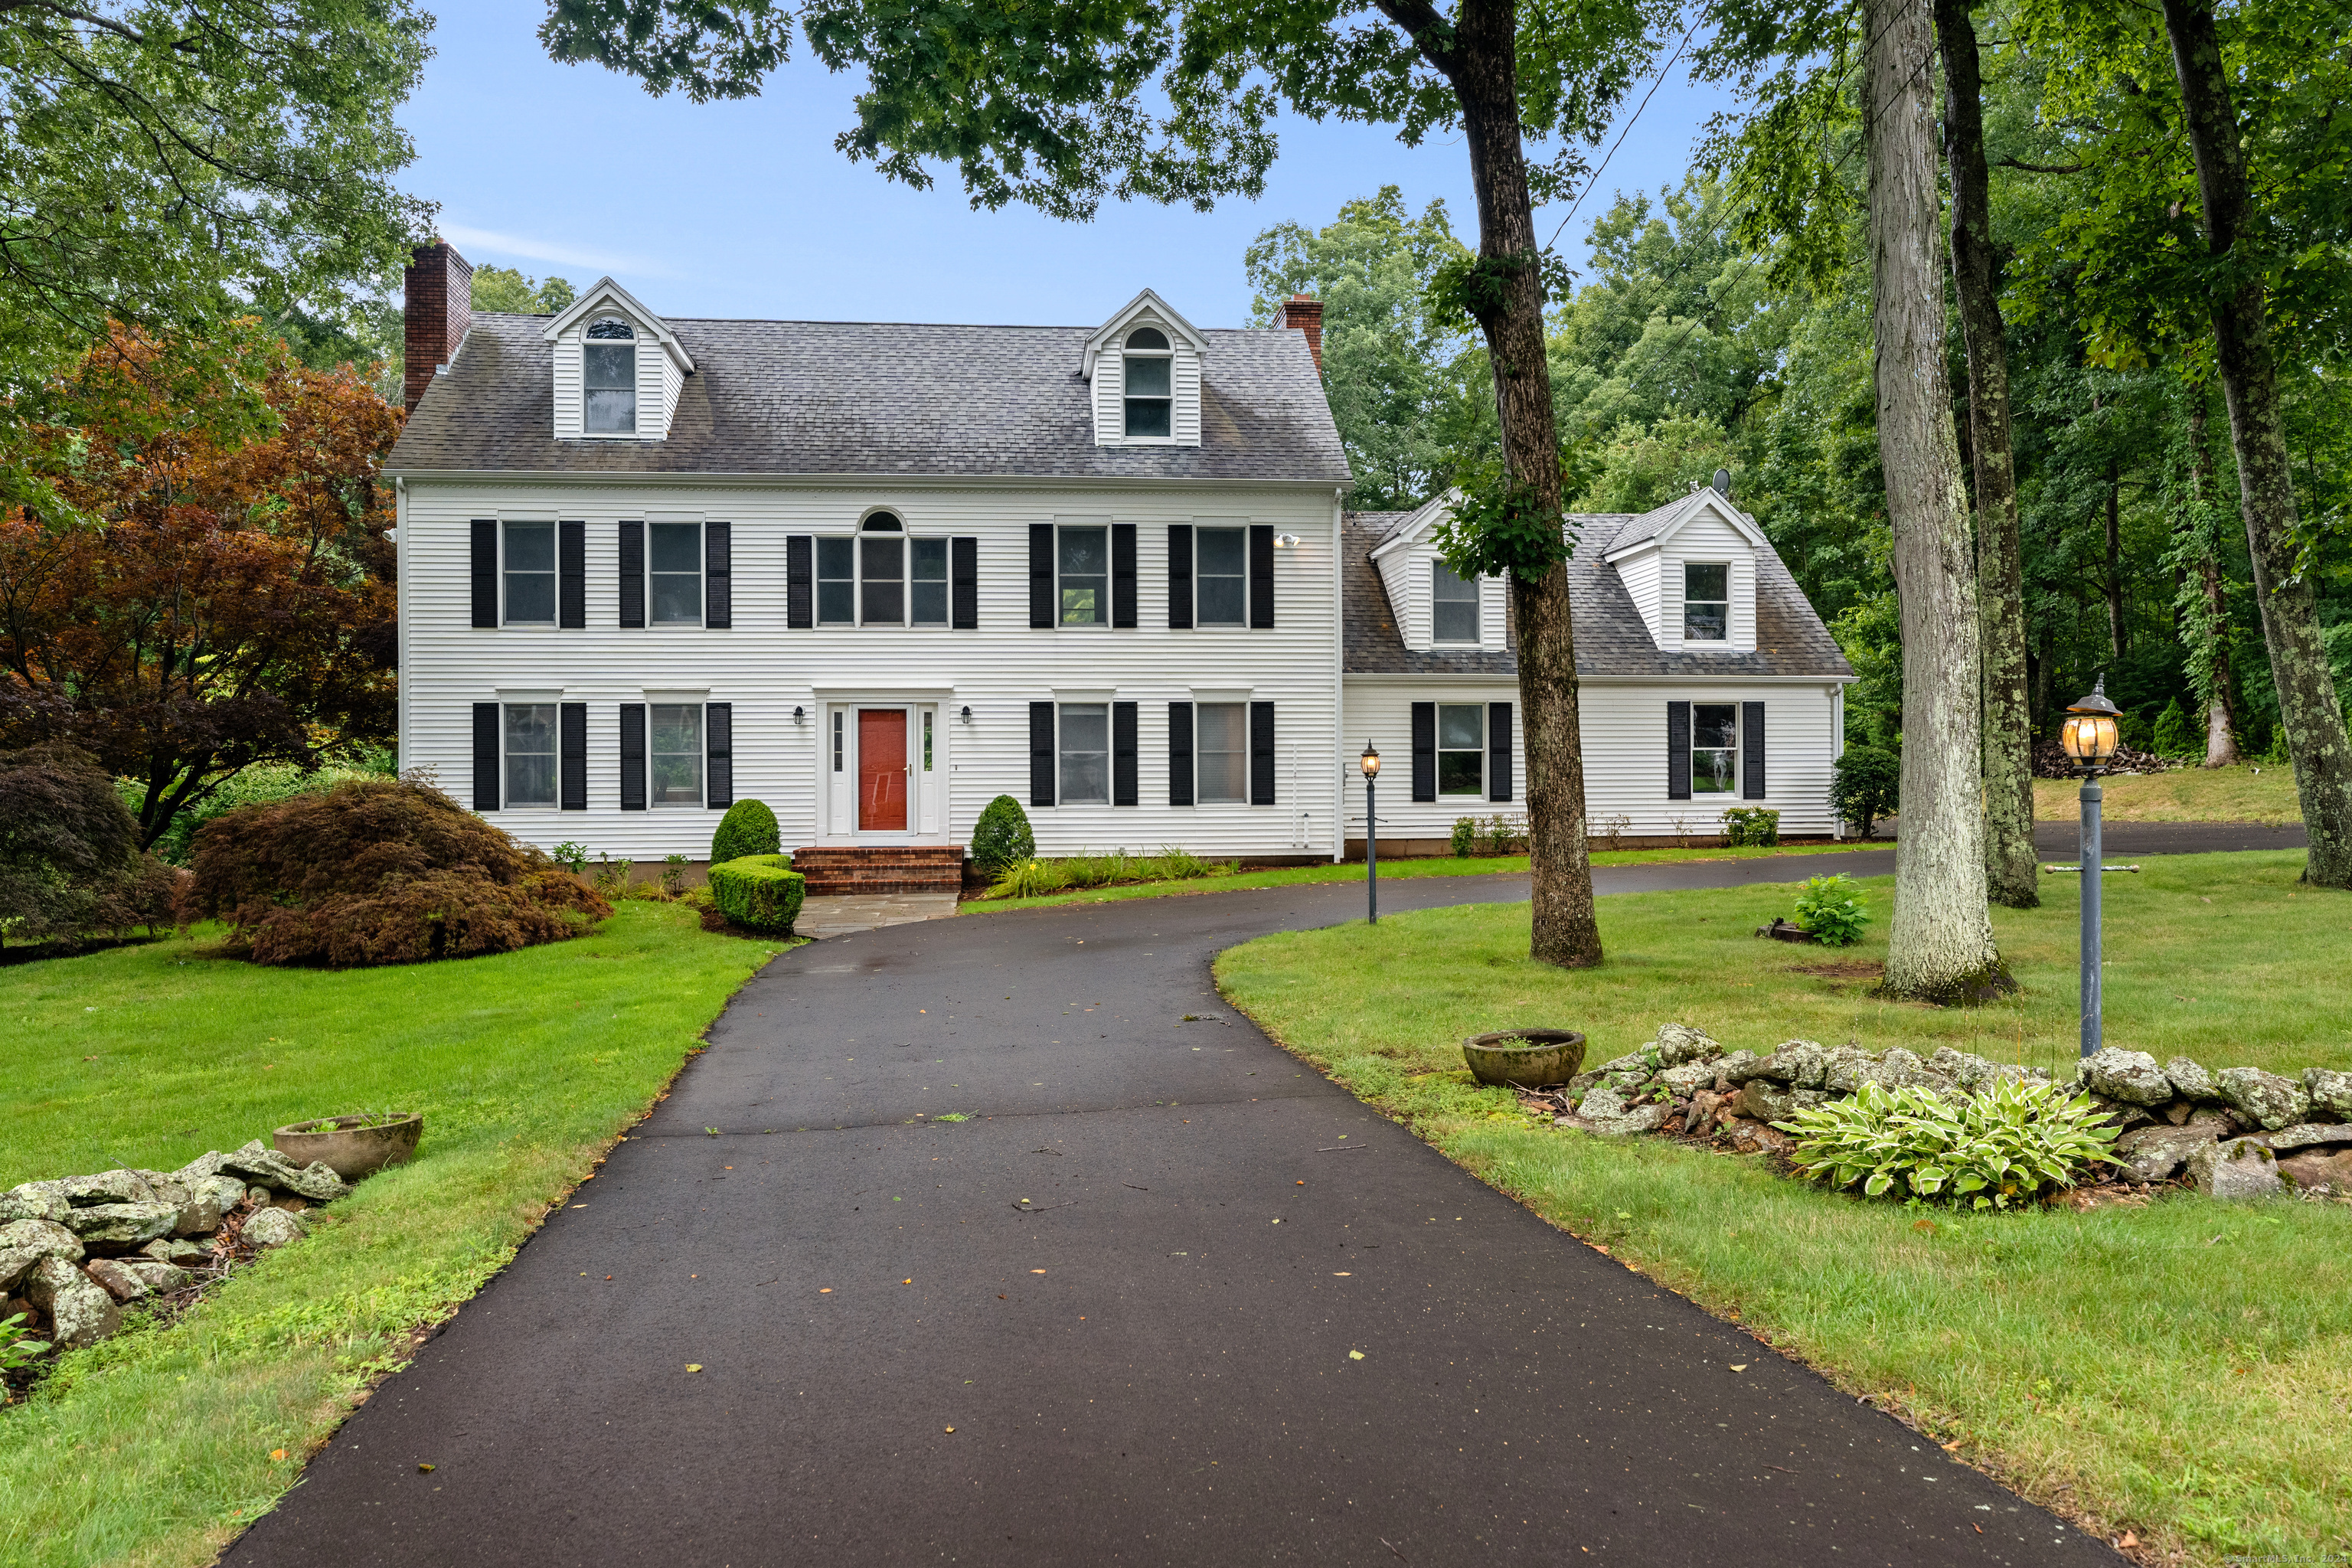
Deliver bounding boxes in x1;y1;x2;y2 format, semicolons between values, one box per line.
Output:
1540;1026;2352;1202
0;1143;349;1355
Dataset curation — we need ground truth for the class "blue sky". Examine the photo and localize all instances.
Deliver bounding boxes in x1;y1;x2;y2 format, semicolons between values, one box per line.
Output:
403;3;1733;328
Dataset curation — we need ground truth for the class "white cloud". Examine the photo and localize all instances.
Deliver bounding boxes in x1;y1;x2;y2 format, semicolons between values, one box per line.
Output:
436;224;681;281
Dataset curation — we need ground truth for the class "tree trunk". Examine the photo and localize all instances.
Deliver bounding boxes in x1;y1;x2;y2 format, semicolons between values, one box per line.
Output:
1935;0;2038;910
2161;0;2352;884
1867;0;2011;1003
2182;394;2242;767
2105;457;2125;658
1389;0;1602;965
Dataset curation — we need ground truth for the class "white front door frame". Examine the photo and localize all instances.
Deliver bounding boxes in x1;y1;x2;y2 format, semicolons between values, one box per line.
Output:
815;689;953;845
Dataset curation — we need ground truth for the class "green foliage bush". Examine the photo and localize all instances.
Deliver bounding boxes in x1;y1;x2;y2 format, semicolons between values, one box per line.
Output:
2151;698;2199;760
1779;1079;2121;1209
971;795;1034;875
1449;817;1478;857
710;799;781;864
1792;874;1868;946
127;762;381;867
981;847;1237;900
1829;745;1900;838
706;854;805;933
1720;806;1780;847
2;743;173;951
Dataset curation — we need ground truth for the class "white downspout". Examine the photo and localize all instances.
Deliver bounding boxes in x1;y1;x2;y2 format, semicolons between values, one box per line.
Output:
394;475;408;773
1331;488;1345;862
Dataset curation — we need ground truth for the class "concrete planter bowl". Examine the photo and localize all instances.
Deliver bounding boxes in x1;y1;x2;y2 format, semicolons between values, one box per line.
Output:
1462;1030;1588;1089
273;1113;423;1181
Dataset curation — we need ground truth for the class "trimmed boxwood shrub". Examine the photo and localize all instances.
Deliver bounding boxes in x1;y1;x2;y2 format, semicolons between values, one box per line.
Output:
971;794;1034;877
187;778;610;966
707;854;805;933
711;799;782;864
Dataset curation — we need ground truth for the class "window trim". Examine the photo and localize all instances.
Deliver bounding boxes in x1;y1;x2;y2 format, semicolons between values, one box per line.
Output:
1119;326;1174;443
1682;560;1732;642
645;519;704;629
1193;525;1248;628
501;701;560;809
1193;700;1250;803
1432;559;1481;645
1690;700;1740;795
1436;702;1486;798
501;520;557;627
1056;522;1112;629
1057;701;1112;805
581;316;639;439
647;701;707;810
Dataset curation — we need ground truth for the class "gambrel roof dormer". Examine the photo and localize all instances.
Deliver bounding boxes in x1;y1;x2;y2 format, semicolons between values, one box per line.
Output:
542;277;695;443
1081;289;1207;449
1366;490;1511;654
1602;484;1770;654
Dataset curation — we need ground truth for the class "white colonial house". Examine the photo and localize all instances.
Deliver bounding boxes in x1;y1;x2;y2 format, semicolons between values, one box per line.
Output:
388;244;1853;890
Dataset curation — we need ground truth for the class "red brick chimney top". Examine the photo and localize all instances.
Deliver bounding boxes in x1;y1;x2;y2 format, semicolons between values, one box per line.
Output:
403;241;474;414
1281;293;1325;375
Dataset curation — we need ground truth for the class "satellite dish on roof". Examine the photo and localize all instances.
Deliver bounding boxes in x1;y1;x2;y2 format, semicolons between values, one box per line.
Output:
1713;468;1732;497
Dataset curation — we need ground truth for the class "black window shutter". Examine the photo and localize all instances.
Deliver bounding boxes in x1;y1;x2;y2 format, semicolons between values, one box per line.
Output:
1113;701;1138;805
951;536;979;629
786;535;813;629
1667;701;1692;800
559;522;586;629
1249;701;1276;805
560;702;586;810
1743;701;1766;799
1168;524;1193;629
1488;701;1514;803
705;522;731;629
619;703;646;810
1168;701;1194;805
1410;701;1436;802
1248;524;1275;629
619;521;645;629
1028;701;1057;807
707;702;733;808
1028;524;1055;629
470;521;498;628
1112;523;1138;629
472;703;500;811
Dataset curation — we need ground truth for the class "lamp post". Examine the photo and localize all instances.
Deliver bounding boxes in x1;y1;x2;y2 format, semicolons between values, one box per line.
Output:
2060;678;2122;1057
1360;742;1381;925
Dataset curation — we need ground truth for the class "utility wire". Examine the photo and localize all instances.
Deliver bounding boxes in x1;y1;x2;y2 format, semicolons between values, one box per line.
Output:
1544;15;1703;256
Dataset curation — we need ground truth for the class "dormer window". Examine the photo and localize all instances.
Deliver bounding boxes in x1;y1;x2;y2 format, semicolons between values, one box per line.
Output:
1432;560;1480;643
1684;562;1730;640
584;317;636;434
1123;327;1171;437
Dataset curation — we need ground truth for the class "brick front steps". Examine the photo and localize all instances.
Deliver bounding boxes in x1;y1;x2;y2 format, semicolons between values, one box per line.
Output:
790;845;967;896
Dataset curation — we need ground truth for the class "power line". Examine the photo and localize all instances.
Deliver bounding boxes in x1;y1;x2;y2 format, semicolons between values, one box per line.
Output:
1543;16;1702;256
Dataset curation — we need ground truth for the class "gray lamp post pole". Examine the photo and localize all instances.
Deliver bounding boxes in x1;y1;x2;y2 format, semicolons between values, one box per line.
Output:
1360;743;1381;926
2060;678;2123;1058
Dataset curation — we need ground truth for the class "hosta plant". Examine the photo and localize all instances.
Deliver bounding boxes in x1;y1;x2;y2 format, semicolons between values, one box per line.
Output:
1792;874;1869;946
1776;1079;2122;1209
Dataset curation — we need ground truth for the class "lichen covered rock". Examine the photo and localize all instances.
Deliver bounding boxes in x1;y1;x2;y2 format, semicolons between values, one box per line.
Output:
61;1202;181;1252
0;1181;69;1226
2112;1122;2221;1184
2164;1057;2220;1102
2304;1067;2352;1122
2186;1138;2284;1200
2217;1067;2311;1132
240;1207;310;1248
219;1142;350;1203
24;1256;119;1347
1751;1040;1830;1089
2081;1047;2175;1106
0;1219;86;1293
2278;1148;2352;1194
1649;1023;1720;1067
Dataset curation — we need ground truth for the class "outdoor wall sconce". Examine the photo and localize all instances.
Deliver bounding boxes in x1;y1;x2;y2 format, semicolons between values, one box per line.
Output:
793;705;805;721
960;705;972;722
1273;534;1302;547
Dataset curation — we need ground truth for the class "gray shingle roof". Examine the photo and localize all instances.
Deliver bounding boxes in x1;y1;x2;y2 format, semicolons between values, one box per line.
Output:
1342;512;1855;680
388;312;1351;482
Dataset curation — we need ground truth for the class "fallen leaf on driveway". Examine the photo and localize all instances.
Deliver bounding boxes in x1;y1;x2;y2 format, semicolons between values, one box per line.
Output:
944;1426;956;1434
1348;1351;1365;1361
1031;1269;1047;1274
417;1463;435;1472
685;1364;702;1373
1730;1364;1748;1372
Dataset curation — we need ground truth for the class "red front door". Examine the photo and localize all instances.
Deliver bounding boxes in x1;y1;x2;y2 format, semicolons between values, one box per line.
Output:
858;709;908;831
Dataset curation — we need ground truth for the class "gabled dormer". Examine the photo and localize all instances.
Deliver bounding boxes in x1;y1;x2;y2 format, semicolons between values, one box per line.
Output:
1367;492;1511;654
1603;485;1767;653
1080;289;1206;447
542;278;694;443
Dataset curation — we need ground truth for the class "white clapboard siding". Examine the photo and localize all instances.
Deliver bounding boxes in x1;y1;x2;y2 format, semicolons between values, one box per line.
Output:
1654;510;1758;652
1171;342;1202;446
1093;348;1122;445
550;335;582;439
1614;550;1662;642
402;482;1342;862
1479;573;1508;650
1339;677;1842;841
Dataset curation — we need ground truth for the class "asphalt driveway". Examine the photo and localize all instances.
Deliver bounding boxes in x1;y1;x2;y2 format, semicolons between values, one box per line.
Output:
221;860;2131;1566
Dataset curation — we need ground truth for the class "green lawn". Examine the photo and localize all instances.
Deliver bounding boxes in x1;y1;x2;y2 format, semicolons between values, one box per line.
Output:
0;903;782;1568
1214;852;2352;1565
2034;763;2302;824
966;838;1886;913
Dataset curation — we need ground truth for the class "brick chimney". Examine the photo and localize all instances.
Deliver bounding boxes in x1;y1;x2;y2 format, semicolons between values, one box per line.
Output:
403;241;473;414
1282;293;1325;374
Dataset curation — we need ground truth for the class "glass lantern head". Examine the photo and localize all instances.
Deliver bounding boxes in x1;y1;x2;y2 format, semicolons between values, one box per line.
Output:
2062;677;2123;764
1359;742;1381;779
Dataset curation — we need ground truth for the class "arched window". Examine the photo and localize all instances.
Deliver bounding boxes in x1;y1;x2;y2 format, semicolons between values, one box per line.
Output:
861;511;903;531
584;317;636;434
1122;326;1171;437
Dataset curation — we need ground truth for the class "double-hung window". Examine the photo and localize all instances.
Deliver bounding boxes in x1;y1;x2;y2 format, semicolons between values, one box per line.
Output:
504;704;557;806
504;522;555;624
1195;528;1246;626
817;537;855;625
1195;703;1247;802
649;522;701;625
1684;563;1730;641
1691;702;1738;793
1060;525;1109;626
911;538;949;625
1432;561;1480;643
861;514;904;624
1439;704;1485;795
651;704;704;807
584;318;637;435
810;514;951;626
1122;328;1171;437
1059;704;1110;803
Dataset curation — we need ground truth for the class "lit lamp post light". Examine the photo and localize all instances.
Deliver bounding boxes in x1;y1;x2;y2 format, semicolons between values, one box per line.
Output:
1360;742;1381;926
2058;678;2123;1057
